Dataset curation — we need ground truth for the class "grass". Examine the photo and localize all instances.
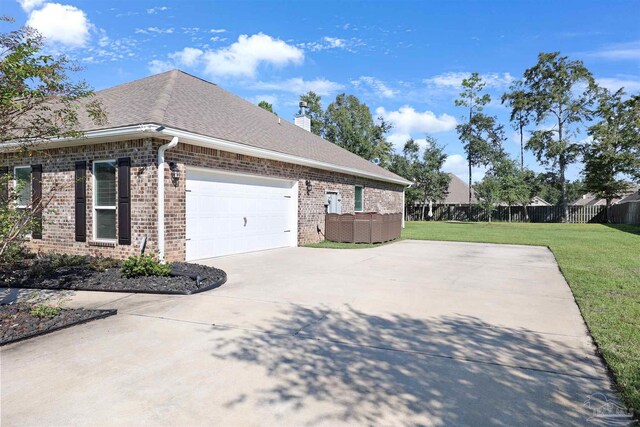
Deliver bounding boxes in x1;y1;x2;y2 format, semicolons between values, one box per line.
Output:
305;240;398;249
401;221;640;415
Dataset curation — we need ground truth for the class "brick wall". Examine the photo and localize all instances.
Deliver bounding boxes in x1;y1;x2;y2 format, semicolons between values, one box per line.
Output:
1;138;404;261
163;142;404;261
0;139;157;259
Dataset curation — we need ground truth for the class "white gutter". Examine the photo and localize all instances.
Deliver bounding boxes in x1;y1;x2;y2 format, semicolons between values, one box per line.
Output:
157;136;179;262
1;124;410;186
155;126;412;186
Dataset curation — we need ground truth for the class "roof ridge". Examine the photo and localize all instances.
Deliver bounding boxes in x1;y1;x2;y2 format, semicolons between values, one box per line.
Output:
149;70;179;123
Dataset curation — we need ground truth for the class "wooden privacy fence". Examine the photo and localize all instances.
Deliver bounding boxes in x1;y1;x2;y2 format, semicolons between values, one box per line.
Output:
404;203;640;224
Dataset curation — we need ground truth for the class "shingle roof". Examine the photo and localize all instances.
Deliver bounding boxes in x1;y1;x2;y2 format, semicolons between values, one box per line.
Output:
80;70;408;184
444;173;477;205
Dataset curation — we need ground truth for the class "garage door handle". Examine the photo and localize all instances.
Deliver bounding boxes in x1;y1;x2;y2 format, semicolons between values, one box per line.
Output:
244;217;247;227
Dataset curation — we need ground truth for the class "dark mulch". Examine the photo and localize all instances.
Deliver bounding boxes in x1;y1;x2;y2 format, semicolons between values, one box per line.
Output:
0;304;116;345
0;257;227;295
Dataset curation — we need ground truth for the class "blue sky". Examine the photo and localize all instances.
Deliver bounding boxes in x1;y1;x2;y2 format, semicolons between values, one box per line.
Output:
5;0;640;182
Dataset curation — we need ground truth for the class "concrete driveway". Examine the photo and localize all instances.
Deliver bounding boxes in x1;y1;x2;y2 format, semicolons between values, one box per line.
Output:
1;240;627;426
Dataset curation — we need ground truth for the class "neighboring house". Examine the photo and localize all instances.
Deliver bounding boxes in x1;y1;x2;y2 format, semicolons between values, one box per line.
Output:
529;196;552;207
414;174;550;207
442;173;477;206
572;184;640;207
0;70;409;261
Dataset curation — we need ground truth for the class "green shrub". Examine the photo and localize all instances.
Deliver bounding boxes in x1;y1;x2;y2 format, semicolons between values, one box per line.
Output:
121;255;171;278
30;304;61;318
87;257;120;272
28;253;87;278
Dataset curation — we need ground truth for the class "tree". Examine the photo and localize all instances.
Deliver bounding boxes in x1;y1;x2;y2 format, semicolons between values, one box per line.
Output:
324;93;393;164
456;112;506;220
520;52;597;222
534;173;585;207
455;73;497;214
0;18;106;261
0;18;105;146
473;175;501;222
583;89;640;221
402;136;451;220
494;154;532;222
502;80;532;170
257;100;276;115
299;91;324;136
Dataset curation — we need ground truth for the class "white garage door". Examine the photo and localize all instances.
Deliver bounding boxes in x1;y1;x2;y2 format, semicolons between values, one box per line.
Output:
186;168;298;260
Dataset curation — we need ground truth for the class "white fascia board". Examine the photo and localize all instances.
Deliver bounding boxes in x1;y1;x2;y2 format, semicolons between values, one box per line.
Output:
157;127;411;186
0;123;411;186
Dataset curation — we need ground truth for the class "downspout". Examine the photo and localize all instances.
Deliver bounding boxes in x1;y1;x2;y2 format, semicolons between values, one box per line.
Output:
402;183;413;228
157;136;179;262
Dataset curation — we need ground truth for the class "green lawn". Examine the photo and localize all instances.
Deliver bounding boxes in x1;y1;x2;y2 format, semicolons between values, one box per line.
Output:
401;221;640;415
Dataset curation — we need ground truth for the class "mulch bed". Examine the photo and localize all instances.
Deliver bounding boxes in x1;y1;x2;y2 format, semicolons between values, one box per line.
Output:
0;257;227;295
0;304;116;346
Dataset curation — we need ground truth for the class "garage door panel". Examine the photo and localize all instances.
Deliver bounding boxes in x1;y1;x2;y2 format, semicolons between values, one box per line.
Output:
185;168;297;260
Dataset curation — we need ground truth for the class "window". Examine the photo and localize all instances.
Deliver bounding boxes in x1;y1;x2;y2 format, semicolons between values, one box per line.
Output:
354;185;363;212
14;166;31;208
93;160;116;240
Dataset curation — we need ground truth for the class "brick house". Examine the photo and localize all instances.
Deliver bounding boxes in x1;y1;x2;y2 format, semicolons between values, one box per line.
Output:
0;70;409;261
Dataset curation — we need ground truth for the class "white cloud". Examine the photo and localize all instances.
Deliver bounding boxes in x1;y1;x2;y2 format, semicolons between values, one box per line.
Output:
202;33;304;78
17;0;45;11
596;76;640;92
252;77;344;96
252;94;278;107
443;154;487;184
587;40;640;61
26;3;92;47
209;28;226;34
351;76;397;98
146;6;168;14
148;59;174;74
169;47;204;67
299;36;362;52
424;72;515;90
376;106;457;134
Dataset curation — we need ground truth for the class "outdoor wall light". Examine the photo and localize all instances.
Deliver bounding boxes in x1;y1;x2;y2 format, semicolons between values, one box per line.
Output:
305;179;312;195
169;162;180;185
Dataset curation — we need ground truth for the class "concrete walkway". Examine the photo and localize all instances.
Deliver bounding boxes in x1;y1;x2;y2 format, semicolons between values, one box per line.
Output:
0;240;627;426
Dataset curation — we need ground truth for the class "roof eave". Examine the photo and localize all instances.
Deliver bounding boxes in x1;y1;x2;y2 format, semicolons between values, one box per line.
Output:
0;124;411;186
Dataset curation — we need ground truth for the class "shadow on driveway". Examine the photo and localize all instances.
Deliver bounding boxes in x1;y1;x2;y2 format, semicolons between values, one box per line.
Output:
207;305;627;426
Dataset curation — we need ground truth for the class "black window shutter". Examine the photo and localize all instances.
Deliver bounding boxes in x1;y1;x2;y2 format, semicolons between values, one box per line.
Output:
31;164;43;239
75;161;87;242
117;157;131;245
0;166;8;205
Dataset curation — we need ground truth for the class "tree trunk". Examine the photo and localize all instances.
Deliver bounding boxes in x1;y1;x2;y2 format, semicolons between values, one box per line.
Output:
421;201;426;221
428;200;433;220
606;199;612;224
520;124;524;170
468;160;473;222
560;158;568;223
523;203;530;222
508;204;512;223
558;112;568;223
468;105;473;222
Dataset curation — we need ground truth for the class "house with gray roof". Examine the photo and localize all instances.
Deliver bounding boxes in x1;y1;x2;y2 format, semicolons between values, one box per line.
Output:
0;70;409;261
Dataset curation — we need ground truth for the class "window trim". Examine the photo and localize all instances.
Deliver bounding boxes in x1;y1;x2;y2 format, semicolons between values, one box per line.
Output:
354;185;364;212
13;165;31;209
92;159;117;242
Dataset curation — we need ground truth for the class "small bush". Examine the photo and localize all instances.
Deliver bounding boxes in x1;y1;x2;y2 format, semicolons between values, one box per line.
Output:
87;257;120;272
28;253;87;278
121;255;171;278
30;304;61;318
